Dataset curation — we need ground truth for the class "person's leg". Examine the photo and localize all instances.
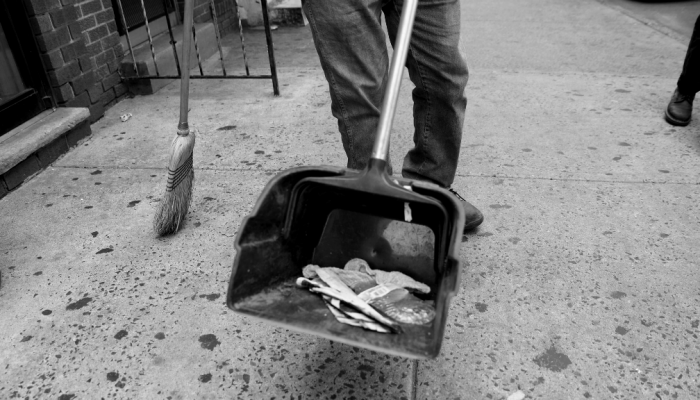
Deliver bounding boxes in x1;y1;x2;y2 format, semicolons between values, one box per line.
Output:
384;0;482;231
677;14;700;96
383;0;468;188
666;14;699;126
302;0;390;171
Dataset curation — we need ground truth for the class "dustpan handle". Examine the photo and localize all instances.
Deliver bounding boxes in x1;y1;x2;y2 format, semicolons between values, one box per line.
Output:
370;0;418;162
178;0;195;131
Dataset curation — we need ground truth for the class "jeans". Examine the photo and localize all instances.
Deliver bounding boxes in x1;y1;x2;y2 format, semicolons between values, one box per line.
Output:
677;14;700;95
302;0;468;188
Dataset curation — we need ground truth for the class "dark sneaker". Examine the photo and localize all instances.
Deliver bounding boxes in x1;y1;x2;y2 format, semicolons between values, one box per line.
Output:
665;88;694;126
448;188;484;232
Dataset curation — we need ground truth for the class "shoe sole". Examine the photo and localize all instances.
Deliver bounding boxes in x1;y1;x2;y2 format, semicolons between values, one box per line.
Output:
665;109;691;127
463;213;484;232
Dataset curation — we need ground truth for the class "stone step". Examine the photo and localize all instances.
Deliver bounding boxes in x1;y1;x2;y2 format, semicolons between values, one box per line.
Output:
0;108;91;199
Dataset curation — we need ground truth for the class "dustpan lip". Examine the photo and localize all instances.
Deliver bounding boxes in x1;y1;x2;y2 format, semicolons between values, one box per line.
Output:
250;165;346;211
232;309;439;359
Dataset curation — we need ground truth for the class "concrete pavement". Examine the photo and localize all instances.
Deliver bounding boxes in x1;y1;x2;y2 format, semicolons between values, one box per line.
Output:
599;0;700;41
2;0;700;399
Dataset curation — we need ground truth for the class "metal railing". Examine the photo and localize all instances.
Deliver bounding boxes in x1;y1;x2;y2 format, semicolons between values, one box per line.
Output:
115;0;279;95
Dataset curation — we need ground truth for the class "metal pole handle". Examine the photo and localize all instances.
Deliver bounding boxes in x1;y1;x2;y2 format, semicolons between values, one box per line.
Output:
370;0;418;161
178;0;195;131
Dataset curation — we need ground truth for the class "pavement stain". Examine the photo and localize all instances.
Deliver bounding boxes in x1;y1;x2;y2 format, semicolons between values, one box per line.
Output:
96;248;113;254
610;291;627;299
199;293;221;301
127;200;141;207
91;231;98;237
114;330;128;340
199;373;212;383
533;346;572;372
475;302;488;312
489;204;512;209
66;297;92;310
199;334;221;351
615;326;629;335
90;170;102;175
107;372;119;382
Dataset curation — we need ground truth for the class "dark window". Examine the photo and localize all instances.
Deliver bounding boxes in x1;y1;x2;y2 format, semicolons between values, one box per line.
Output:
0;0;52;136
112;0;175;35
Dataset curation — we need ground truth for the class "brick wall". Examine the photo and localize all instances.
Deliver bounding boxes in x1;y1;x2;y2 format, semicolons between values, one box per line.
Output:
193;0;210;23
177;0;239;36
24;0;129;123
212;0;239;36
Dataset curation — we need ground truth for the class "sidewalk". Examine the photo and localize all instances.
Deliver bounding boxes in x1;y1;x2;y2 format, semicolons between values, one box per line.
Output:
1;0;699;398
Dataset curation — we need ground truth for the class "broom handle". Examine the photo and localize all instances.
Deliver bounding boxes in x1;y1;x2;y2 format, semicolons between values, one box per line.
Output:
370;0;418;161
178;0;195;132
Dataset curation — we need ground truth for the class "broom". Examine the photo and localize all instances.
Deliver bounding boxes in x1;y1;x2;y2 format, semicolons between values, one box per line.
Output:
154;0;196;236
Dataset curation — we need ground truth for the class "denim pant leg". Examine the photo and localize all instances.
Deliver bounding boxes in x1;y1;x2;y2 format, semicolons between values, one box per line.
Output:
384;0;468;188
677;14;700;95
302;0;391;171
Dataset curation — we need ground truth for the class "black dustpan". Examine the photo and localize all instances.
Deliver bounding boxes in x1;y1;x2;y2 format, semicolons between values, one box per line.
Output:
227;0;466;359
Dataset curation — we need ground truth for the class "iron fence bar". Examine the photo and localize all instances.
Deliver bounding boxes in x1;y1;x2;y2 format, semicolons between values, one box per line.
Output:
191;26;205;76
260;0;279;95
122;0;279;94
208;0;228;76
232;0;250;75
138;0;160;76
162;0;181;76
114;0;138;75
124;75;273;80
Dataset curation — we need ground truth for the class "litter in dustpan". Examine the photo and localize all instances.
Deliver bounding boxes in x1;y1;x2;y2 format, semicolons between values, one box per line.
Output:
226;0;466;359
296;259;436;333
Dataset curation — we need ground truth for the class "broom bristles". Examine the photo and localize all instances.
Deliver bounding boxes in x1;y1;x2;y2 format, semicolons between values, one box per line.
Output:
154;129;195;236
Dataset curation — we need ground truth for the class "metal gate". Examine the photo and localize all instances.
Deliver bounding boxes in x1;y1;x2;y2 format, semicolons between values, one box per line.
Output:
115;0;279;95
